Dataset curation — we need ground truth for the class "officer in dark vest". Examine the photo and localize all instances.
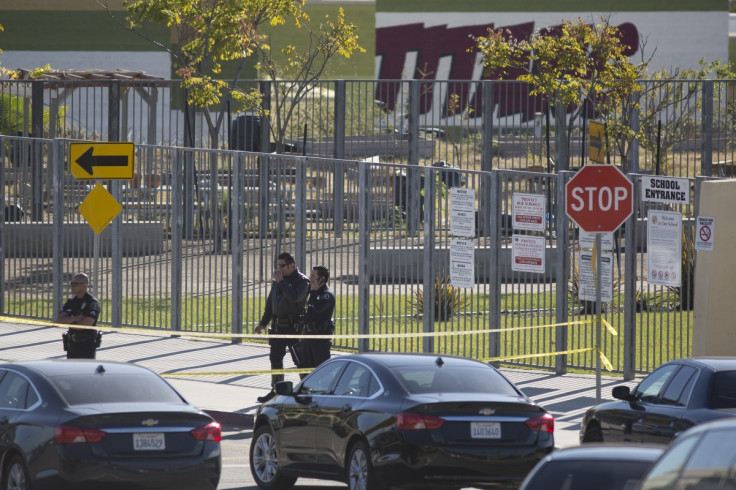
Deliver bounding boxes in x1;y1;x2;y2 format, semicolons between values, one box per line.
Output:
254;252;310;403
294;265;335;376
57;273;102;359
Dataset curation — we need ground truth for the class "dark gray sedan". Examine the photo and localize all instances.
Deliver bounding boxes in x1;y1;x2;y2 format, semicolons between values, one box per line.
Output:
0;360;221;490
250;353;554;490
580;357;736;445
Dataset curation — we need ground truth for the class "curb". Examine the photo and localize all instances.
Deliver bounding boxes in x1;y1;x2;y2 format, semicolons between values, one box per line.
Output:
204;410;254;428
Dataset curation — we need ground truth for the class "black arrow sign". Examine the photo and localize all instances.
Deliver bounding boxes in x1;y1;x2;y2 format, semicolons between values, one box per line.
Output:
75;147;129;176
590;133;603;153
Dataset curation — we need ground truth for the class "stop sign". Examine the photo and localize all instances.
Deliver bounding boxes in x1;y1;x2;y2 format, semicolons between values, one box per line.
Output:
565;165;633;233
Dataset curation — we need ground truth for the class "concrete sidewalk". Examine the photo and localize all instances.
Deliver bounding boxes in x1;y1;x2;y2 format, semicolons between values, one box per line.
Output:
0;320;638;448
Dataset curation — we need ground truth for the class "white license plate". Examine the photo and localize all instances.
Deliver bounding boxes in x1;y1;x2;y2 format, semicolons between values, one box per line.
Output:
471;422;501;439
133;432;165;451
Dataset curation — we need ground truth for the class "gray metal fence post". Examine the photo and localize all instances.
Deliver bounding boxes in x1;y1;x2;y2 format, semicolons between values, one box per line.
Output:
231;153;244;342
408;80;420;166
109;81;123;328
628;93;640;174
480;81;495;237
358;160;370;353
334;81;346;236
488;170;501;361
555;171;570;375
295;156;307;270
702;81;713;177
52;138;65;315
171;149;184;332
31;81;44;221
422;166;436;353
623;176;638;380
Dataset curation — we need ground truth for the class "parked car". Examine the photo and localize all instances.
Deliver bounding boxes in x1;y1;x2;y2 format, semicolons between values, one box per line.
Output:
519;445;664;490
0;360;221;490
250;353;554;490
639;417;736;489
580;357;736;445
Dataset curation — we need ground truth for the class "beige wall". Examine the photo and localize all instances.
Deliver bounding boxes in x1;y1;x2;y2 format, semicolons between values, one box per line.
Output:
693;180;736;356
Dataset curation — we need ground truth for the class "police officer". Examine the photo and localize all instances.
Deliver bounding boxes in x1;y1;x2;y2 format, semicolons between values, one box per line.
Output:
56;273;101;359
296;266;335;374
254;252;310;402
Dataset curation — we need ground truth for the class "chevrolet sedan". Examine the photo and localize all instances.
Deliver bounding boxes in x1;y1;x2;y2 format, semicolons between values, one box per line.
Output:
250;353;554;490
0;360;221;490
580;357;736;445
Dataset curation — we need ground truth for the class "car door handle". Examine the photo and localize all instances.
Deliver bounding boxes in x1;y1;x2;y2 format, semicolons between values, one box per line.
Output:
0;416;8;425
342;404;352;414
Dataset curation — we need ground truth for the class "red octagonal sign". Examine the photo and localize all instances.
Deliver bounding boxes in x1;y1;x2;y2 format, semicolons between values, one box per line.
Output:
565;165;633;233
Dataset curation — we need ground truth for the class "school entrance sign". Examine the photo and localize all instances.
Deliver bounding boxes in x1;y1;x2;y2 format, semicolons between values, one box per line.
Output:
565;165;633;233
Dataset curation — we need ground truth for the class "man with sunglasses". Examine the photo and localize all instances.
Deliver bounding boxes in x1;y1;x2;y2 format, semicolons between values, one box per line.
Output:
56;273;102;359
254;252;310;403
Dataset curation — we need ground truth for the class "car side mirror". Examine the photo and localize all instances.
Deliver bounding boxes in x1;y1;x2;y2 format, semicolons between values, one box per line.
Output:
612;385;634;402
275;381;293;396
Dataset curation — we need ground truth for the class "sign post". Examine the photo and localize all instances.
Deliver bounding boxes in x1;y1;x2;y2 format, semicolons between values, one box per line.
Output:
566;164;633;402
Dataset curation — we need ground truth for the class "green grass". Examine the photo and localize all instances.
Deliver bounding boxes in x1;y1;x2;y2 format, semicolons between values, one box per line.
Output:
6;291;692;375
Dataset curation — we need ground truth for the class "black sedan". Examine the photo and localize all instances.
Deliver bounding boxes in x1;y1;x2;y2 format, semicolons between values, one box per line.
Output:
0;360;221;490
580;357;736;445
519;445;664;490
250;353;554;490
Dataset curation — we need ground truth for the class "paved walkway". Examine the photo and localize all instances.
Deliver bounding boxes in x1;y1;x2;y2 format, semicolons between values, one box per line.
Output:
0;319;640;448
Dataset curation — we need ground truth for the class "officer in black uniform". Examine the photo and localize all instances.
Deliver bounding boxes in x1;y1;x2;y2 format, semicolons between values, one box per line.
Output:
56;273;101;359
295;266;335;374
254;252;310;402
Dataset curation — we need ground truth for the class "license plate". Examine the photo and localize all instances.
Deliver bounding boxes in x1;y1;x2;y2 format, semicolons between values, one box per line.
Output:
133;432;165;451
471;422;501;439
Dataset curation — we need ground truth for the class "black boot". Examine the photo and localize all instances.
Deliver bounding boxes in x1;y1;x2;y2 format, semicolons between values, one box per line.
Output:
256;374;284;403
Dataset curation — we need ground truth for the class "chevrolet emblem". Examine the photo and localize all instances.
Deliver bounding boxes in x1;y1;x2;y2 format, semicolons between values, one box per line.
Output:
141;419;159;427
479;408;495;416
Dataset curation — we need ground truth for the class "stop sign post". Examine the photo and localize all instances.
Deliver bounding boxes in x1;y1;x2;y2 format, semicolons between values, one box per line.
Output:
565;165;633;233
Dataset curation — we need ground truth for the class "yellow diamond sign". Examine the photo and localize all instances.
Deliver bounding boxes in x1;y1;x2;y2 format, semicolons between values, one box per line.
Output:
78;183;122;234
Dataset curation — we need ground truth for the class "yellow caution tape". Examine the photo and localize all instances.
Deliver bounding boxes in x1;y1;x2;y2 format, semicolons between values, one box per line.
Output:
483;347;614;372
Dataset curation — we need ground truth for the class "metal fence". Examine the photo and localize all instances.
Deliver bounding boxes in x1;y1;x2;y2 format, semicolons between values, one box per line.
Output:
2;134;705;378
2;78;736;178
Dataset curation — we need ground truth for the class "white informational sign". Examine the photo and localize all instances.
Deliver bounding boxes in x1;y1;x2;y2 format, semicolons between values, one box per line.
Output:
579;230;615;251
641;176;690;205
450;238;475;289
512;193;546;232
647;210;682;287
450;187;476;237
695;216;715;251
578;251;613;303
511;234;546;274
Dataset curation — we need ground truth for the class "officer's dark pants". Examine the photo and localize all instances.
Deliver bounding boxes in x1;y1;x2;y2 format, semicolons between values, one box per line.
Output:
269;326;297;388
63;328;100;359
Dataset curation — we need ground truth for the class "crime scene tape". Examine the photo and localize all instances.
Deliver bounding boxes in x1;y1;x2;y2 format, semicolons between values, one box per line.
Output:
0;315;617;375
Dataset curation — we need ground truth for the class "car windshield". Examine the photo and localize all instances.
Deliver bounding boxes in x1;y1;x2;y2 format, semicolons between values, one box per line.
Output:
397;365;519;395
528;460;654;490
49;373;186;405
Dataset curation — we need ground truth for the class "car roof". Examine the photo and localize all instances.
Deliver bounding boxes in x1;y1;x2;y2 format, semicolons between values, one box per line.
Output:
0;360;155;377
667;357;736;371
544;445;664;463
338;352;491;369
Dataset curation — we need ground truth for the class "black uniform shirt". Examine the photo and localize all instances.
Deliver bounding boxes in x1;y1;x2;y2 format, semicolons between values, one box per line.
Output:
60;292;101;326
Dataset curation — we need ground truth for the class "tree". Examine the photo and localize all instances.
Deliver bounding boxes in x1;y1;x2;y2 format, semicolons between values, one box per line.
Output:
101;0;363;150
472;16;647;168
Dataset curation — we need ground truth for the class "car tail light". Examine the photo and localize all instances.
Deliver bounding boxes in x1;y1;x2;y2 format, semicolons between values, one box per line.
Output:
190;422;222;442
396;412;445;430
55;425;107;444
525;413;554;433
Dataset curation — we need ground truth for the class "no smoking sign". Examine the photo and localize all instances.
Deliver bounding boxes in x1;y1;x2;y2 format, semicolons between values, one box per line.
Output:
695;216;715;251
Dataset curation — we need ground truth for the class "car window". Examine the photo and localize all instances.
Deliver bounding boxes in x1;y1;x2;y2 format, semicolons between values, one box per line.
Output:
711;371;736;409
334;363;378;397
50;374;185;405
674;428;736;490
640;432;702;490
660;366;697;406
635;364;680;402
396;365;519;395
0;371;35;410
527;459;654;490
300;361;345;395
